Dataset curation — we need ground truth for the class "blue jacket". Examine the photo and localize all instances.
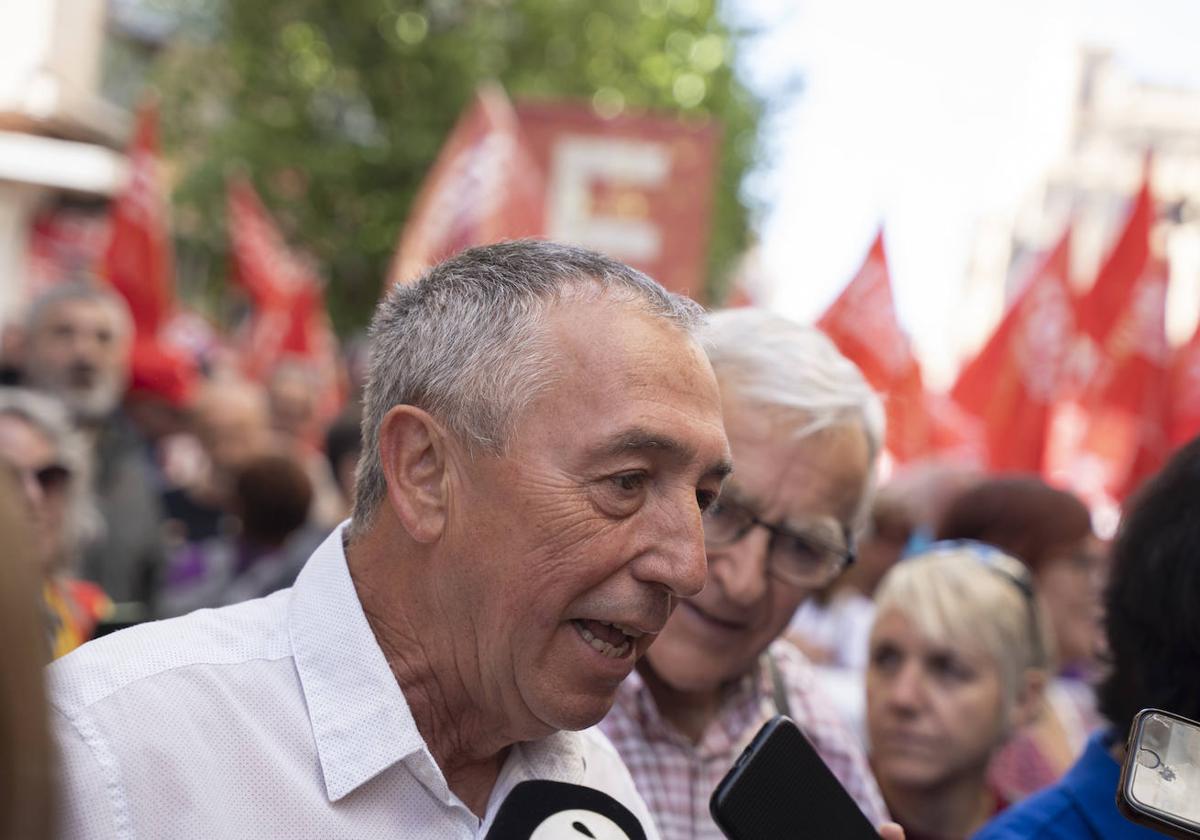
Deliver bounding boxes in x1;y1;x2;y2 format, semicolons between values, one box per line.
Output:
973;731;1167;839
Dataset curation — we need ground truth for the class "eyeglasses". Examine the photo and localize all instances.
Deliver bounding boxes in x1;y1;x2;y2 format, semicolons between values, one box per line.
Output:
1;460;70;495
701;497;855;588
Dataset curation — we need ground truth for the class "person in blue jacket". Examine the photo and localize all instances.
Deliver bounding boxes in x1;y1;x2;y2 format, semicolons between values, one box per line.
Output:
974;435;1200;839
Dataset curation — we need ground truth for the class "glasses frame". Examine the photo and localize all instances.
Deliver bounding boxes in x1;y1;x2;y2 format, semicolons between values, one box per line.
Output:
702;496;856;588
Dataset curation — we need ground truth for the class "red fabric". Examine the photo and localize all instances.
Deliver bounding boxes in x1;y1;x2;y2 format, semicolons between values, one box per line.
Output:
227;178;344;422
103;100;175;339
818;231;930;462
1167;323;1200;448
386;84;544;287
1043;177;1170;503
951;229;1074;472
128;338;198;407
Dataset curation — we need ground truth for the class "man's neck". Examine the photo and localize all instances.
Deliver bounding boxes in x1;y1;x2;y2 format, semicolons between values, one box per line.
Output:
346;528;514;817
636;659;732;744
876;765;993;839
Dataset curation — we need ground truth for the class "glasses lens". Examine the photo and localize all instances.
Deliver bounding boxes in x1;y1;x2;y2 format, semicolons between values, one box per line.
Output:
35;464;70;493
771;532;843;586
702;501;750;546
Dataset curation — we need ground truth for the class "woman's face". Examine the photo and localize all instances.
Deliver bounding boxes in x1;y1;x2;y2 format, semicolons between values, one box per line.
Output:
867;608;1009;791
1036;537;1107;669
0;415;69;572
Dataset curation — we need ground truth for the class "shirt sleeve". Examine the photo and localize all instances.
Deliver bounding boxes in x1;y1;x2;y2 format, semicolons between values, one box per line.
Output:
53;709;123;840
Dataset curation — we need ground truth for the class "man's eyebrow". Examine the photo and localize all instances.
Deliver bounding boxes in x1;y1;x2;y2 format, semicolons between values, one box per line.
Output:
597;428;733;479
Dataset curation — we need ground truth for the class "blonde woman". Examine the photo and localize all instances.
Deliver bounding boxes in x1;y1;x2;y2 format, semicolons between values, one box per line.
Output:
866;542;1047;840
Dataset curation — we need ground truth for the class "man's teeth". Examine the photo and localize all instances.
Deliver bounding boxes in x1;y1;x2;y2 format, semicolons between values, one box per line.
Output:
576;621;633;658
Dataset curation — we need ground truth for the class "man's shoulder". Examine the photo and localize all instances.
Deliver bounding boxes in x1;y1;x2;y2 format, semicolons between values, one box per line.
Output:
48;589;294;719
973;785;1088;840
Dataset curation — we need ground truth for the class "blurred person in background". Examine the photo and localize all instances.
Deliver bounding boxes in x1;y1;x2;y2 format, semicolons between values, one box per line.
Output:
161;376;274;547
975;437;1200;839
867;542;1048;840
601;309;893;839
937;477;1105;802
0;388;108;657
123;339;199;478
20;282;166;612
158;452;322;617
264;358;344;527
0;467;54;840
322;404;362;519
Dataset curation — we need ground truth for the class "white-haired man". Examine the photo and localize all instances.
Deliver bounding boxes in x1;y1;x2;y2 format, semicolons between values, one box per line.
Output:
49;241;732;838
601;308;893;839
22;282;166;609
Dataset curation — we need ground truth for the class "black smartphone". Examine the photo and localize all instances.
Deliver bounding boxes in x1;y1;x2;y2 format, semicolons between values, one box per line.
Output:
710;715;879;840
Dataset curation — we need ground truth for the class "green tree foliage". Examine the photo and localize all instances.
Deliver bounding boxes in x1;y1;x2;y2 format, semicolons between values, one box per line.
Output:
152;0;765;331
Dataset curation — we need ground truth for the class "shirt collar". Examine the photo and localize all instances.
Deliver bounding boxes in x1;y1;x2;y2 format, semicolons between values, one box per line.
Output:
288;522;425;801
1062;729;1160;838
619;658;770;757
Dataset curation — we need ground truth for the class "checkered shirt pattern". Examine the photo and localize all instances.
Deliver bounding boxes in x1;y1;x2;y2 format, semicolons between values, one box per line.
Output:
599;640;889;840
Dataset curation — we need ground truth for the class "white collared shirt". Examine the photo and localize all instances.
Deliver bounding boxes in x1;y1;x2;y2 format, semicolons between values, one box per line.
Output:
49;524;659;839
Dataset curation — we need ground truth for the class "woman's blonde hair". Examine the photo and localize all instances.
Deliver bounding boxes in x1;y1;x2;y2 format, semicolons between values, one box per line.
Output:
873;542;1046;719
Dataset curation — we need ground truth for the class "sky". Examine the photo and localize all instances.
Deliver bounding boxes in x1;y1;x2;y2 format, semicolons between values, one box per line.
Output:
732;0;1200;388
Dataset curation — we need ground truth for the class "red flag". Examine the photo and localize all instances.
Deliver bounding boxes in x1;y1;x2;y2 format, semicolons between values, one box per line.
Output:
1168;322;1200;448
951;228;1074;472
387;84;543;287
103;99;175;338
1044;176;1169;503
227;178;344;422
818;231;930;462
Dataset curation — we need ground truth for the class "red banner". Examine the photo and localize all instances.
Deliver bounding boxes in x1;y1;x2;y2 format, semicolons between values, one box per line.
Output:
951;228;1074;472
386;86;720;299
103;100;175;339
1044;177;1169;503
1168;323;1200;449
387;84;544;286
514;101;719;301
817;231;931;463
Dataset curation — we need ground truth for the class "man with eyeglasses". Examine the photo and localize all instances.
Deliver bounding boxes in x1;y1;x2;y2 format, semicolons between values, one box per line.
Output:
599;308;891;840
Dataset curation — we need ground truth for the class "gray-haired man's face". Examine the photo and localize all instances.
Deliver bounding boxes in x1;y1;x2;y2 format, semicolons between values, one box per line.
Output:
25;298;130;423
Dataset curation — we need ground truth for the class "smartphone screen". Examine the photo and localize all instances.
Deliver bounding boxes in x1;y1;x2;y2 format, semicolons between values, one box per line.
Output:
709;715;879;840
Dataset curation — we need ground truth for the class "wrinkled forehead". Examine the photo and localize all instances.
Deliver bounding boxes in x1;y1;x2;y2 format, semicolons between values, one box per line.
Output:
32;296;128;337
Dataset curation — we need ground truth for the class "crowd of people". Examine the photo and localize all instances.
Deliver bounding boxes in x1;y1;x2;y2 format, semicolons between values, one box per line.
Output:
2;240;1199;839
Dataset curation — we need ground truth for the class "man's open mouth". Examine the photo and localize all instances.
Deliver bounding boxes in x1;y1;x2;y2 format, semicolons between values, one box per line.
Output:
570;619;643;659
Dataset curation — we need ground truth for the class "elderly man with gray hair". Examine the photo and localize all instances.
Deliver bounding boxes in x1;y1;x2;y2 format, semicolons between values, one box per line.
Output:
600;308;895;839
49;241;732;839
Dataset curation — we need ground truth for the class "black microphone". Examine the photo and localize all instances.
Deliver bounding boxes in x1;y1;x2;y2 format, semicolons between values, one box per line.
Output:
484;780;649;840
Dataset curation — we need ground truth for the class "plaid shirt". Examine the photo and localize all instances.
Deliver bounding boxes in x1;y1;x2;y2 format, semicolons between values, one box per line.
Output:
599;640;889;840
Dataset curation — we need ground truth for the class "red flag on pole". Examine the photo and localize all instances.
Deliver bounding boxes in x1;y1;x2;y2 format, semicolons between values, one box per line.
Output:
817;230;930;462
951;228;1074;472
227;177;343;421
1044;175;1169;504
386;84;543;287
1167;322;1200;449
103;99;175;339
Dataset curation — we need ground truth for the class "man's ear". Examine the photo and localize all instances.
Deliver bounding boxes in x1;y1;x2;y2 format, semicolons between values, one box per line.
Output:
378;405;449;543
1010;667;1049;731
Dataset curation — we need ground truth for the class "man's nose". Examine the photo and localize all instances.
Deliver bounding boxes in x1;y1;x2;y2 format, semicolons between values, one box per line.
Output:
708;528;770;607
632;494;710;598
